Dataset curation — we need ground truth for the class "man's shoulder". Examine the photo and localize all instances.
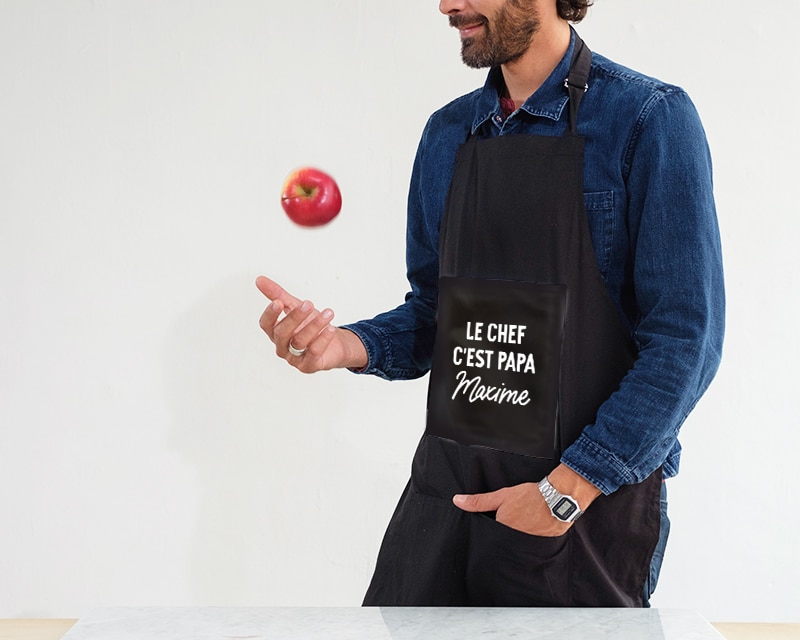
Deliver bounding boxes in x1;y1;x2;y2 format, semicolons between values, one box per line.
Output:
589;52;688;103
584;51;704;136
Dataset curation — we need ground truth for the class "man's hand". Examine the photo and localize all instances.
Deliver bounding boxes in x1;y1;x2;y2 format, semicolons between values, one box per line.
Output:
256;276;368;373
452;464;602;536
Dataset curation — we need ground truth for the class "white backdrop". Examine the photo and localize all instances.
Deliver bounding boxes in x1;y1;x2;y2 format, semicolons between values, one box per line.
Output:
1;0;797;623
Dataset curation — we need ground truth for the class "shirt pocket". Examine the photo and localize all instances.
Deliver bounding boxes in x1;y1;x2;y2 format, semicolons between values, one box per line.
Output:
583;190;615;280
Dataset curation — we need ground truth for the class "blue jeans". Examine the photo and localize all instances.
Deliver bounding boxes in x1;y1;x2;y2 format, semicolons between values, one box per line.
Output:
644;481;670;607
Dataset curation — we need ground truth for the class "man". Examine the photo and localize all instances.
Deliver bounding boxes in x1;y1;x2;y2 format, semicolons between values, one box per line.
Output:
257;0;724;607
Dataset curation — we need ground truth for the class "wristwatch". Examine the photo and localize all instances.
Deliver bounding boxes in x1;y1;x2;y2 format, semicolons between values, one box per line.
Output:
538;476;584;523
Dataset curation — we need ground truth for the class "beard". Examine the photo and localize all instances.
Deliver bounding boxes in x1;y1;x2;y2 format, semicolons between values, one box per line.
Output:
450;0;541;69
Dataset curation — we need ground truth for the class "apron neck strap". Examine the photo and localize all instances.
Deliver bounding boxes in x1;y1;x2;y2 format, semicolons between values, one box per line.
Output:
565;36;592;135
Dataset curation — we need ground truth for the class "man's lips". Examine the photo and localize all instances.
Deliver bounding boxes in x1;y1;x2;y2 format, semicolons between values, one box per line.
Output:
449;15;487;38
457;23;484;38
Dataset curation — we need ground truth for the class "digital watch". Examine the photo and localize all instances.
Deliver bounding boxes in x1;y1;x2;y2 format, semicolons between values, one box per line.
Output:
538;476;584;523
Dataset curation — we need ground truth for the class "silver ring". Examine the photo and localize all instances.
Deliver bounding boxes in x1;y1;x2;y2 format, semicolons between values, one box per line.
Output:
288;342;306;357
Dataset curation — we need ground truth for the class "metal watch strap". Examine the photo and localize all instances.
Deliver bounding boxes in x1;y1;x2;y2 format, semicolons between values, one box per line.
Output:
538;476;584;523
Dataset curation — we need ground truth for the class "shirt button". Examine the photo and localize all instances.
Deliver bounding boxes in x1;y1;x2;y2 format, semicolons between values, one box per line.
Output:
495;116;502;123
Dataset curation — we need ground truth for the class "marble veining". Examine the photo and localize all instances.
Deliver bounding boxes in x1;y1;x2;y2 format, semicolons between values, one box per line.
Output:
61;607;724;640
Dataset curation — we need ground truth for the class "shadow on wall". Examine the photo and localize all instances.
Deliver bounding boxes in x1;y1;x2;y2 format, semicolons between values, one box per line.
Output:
161;273;351;604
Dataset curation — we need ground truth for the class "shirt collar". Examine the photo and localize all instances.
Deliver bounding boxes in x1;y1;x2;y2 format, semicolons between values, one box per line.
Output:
471;28;577;135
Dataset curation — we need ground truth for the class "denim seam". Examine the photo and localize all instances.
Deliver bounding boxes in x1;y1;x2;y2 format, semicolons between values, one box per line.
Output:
622;88;687;182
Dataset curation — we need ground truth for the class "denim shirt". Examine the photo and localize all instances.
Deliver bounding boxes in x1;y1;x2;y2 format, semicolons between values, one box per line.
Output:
344;30;725;495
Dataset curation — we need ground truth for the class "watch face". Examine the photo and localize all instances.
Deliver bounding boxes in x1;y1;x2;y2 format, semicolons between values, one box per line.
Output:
553;496;578;521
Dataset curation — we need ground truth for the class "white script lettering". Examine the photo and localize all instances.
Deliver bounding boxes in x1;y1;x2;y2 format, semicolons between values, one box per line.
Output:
451;370;531;406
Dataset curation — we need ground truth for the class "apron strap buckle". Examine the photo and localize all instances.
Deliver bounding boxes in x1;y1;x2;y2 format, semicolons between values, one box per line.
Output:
564;78;589;93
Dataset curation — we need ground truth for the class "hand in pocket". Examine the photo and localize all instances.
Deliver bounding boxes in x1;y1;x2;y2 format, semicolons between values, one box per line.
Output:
453;482;571;537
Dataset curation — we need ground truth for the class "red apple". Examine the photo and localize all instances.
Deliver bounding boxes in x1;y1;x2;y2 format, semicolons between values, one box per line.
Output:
280;167;342;227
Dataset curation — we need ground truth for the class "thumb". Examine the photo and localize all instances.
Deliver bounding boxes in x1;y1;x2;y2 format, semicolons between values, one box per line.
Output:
452;489;505;513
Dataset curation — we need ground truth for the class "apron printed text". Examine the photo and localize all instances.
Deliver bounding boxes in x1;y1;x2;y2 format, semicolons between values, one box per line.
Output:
450;319;538;406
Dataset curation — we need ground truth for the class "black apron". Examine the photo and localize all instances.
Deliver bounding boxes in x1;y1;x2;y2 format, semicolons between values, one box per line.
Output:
364;39;662;608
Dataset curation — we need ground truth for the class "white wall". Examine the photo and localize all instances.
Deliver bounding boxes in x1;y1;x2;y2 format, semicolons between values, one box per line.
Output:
1;0;796;623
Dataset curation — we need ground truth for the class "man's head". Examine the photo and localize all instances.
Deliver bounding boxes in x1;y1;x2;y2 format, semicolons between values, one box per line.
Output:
440;0;592;69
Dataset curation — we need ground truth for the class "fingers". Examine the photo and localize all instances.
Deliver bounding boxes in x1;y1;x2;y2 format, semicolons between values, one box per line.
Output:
285;307;335;356
255;275;338;372
259;299;285;339
256;275;312;341
255;275;302;311
270;300;318;355
260;296;336;363
293;325;337;373
452;489;505;513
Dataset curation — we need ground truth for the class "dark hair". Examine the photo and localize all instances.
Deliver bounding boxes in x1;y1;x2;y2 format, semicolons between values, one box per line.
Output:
556;0;593;22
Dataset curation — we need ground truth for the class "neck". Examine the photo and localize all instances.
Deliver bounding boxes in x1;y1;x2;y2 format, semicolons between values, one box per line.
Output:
501;20;571;110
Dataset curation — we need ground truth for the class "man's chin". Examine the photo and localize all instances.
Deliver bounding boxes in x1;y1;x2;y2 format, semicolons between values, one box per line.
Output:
461;42;492;69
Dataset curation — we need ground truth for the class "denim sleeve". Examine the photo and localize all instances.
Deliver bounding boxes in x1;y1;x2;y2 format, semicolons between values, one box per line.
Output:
341;121;441;381
561;90;725;495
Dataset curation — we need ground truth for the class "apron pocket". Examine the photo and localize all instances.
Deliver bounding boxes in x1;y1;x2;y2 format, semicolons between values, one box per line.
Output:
465;512;571;606
363;485;470;606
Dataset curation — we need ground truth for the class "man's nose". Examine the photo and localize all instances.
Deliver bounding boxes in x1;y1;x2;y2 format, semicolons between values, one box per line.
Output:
439;0;467;16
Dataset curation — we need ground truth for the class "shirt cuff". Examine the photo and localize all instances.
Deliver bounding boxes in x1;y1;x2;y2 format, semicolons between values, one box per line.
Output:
339;322;389;379
560;435;635;496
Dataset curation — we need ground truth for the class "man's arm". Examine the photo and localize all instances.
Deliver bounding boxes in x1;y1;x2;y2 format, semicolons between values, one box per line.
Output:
561;89;725;495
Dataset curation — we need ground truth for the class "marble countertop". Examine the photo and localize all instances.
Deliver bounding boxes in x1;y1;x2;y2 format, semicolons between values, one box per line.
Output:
60;607;725;640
